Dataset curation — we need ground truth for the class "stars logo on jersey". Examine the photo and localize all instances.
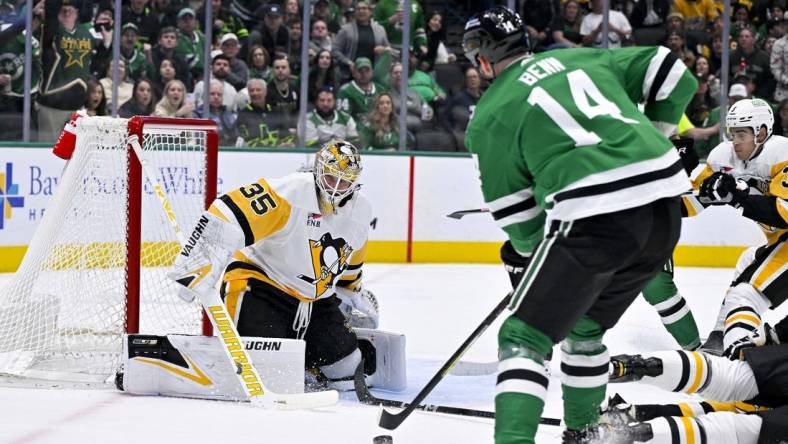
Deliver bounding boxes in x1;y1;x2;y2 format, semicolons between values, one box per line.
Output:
297;232;353;298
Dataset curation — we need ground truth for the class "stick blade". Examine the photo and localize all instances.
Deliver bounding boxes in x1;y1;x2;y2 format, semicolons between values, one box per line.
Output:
378;408;406;430
446;208;489;219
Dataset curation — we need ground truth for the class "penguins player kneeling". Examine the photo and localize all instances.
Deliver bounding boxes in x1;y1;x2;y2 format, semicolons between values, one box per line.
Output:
118;140;405;399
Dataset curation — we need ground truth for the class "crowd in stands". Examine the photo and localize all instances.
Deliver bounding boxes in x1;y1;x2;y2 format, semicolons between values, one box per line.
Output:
0;0;786;153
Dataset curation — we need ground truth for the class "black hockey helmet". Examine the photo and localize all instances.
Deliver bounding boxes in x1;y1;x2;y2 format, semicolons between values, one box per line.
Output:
462;6;529;68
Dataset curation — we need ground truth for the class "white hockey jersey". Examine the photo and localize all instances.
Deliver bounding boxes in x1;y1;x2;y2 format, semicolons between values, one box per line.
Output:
208;172;372;302
683;135;788;245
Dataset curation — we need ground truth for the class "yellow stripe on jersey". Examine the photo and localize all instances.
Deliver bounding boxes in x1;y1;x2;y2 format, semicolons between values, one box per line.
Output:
338;241;368;290
682;194;705;217
752;241;788;290
225;253;314;303
769;160;788;199
221;178;292;246
724;313;761;327
223;280;247;324
207;204;230;223
678;402;696;417
686;352;705;394
679;417;696;444
691;165;714;191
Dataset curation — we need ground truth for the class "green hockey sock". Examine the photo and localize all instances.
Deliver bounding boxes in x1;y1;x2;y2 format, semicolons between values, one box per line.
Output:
495;316;553;444
642;269;700;350
561;317;608;431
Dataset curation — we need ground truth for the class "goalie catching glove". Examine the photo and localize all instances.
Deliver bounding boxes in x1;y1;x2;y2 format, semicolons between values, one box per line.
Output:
336;286;379;329
168;211;245;302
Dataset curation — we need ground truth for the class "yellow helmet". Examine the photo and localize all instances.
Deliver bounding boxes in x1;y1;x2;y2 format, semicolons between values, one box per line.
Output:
314;139;362;214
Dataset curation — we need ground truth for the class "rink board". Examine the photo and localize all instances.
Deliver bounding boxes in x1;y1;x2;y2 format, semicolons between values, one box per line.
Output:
0;147;765;271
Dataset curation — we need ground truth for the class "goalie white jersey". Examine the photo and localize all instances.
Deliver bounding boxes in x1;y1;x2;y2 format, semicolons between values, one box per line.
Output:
176;171;372;303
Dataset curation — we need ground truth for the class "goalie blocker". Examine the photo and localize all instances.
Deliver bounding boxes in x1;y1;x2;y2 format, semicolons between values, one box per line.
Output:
118;328;406;399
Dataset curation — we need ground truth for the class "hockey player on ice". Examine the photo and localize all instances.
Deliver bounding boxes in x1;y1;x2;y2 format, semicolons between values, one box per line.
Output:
119;139;392;399
680;99;788;359
462;5;696;444
604;312;788;443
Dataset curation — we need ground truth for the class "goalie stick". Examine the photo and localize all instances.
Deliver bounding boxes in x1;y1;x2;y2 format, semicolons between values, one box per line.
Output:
128;134;338;410
376;293;511;430
353;362;560;425
446;208;489;219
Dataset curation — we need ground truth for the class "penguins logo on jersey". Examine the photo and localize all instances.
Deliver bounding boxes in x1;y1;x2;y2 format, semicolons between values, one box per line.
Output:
297;232;353;298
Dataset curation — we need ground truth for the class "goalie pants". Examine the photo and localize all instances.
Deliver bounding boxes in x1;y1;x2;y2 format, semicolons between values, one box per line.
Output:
220;276;357;370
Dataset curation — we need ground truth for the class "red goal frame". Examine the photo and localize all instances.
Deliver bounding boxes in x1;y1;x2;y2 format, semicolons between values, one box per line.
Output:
125;116;218;336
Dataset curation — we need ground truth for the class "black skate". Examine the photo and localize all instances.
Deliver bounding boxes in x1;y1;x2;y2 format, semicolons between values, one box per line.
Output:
609;354;662;382
562;422;653;444
699;330;724;356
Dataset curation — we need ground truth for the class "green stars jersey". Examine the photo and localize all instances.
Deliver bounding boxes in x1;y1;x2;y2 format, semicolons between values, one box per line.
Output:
336;81;387;122
465;46;697;255
0;28;41;97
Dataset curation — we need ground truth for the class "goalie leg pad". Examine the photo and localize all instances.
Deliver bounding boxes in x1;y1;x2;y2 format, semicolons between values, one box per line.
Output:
354;328;407;391
120;334;305;400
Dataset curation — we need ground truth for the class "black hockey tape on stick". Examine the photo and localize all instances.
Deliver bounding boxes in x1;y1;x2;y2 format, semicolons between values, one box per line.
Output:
446;208;490;219
353;361;560;425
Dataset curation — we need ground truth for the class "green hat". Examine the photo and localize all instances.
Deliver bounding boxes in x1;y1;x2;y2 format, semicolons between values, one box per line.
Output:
355;57;372;70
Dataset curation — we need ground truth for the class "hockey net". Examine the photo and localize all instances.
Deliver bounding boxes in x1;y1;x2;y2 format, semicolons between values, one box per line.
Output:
0;116;218;384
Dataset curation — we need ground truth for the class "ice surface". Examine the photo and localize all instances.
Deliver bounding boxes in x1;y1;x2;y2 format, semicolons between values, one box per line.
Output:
2;265;782;444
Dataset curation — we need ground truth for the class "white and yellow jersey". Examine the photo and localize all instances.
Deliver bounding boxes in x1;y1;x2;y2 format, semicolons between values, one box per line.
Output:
683;135;788;245
209;172;371;302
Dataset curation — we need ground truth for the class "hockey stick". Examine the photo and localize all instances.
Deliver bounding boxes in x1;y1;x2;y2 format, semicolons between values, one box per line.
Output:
376;293;512;430
446;208;489;219
353;362;561;425
128;135;338;410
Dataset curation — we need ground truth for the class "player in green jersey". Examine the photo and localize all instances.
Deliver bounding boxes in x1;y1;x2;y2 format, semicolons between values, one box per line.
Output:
463;7;697;443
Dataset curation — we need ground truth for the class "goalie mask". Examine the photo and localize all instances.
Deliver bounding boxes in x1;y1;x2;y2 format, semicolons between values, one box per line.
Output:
314;139;362;214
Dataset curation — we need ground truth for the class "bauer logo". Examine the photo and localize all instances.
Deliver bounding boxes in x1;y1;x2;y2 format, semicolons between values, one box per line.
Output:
0;162;24;230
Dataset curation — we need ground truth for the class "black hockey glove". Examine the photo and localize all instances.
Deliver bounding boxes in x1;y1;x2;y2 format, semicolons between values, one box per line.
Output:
500;240;531;288
698;172;749;207
672;137;699;175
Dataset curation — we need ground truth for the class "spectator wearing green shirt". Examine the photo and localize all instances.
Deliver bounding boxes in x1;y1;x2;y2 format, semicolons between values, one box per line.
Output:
175;8;206;81
119;23;151;82
247;45;272;82
337;57;387;124
373;0;427;53
302;86;359;147
405;49;445;104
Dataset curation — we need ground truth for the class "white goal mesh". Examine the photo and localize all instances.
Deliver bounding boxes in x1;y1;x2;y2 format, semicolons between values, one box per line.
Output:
0;116;217;383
